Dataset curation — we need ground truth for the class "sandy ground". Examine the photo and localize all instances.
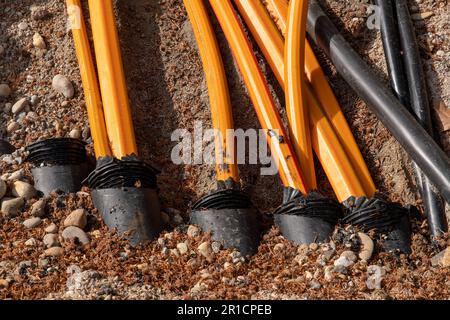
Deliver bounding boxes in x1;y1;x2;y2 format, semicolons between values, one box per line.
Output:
0;0;449;300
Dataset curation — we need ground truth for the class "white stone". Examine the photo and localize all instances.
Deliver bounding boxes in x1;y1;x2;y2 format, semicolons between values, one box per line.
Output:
52;75;74;98
44;247;64;257
12;98;29;114
1;197;25;217
30;199;46;217
23;217;42;229
62;226;90;244
63;209;87;229
44;223;58;234
43;233;59;248
358;232;374;261
11;181;36;199
197;241;214;261
32;32;46;49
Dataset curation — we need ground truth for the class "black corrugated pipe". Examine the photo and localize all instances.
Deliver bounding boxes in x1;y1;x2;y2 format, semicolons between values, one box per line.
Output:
306;0;450;205
376;0;447;236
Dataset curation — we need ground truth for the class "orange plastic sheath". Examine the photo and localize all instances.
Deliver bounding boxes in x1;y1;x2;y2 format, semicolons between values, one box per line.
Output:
66;0;112;158
234;0;366;201
264;0;376;197
209;0;308;193
87;0;138;159
284;0;316;190
183;0;239;182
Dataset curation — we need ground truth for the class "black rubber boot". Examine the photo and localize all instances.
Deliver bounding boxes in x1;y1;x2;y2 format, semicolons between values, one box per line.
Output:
87;156;164;245
26;138;89;195
274;189;342;244
342;196;412;253
190;185;260;256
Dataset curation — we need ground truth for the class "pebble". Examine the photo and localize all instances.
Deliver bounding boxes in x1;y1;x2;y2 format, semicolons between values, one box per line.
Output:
64;209;87;229
25;238;37;247
0;279;10;289
23;217;42;229
211;241;222;253
69;128;81;139
431;247;450;267
18;22;28;30
32;32;46;49
52;75;74;98
310;280;322;290
31;199;46;217
30;95;39;106
324;265;334;282
170;249;180;257
1;197;25;217
187;225;200;238
43;233;59;248
45;223;58;234
12;98;29;114
333;251;357;273
62;226;90;244
7;121;20;133
8;169;24;181
197;241;214;261
274;243;285;252
0;179;6;199
3;103;12;113
411;12;433;20
44;247;64;257
309;243;319;251
358;232;374;261
176;242;189;255
11;181;36;199
0;84;11;97
366;265;386;290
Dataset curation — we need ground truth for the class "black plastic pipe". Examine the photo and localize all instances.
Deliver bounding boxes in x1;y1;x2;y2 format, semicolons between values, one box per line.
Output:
377;0;447;236
306;0;450;205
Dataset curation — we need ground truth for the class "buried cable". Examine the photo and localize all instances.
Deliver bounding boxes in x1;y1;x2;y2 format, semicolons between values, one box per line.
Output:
184;0;260;255
306;0;450;205
211;0;342;245
84;0;163;243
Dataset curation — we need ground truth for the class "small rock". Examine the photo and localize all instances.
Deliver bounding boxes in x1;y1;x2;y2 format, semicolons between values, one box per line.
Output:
341;250;357;263
187;225;200;238
274;243;285;252
30;95;39;106
69;128;81;139
8;169;24;181
170;249;180;257
0;279;10;289
52;75;74;98
197;241;214;261
7;121;20;133
0;84;11;97
411;12;433;20
358;232;374;261
442;249;450;267
62;226;90;244
366;265;386;290
30;199;46;217
177;242;189;255
309;243;319;251
32;32;46;49
18;22;28;30
43;233;59;248
64;209;87;229
44;247;64;257
23;217;42;229
211;241;222;253
38;258;49;268
3;102;12;113
25;238;37;247
11;181;36;199
324;266;334;282
44;223;58;233
223;262;233;270
0;179;6;199
310;279;322;289
31;6;50;20
12;98;29;114
431;247;450;267
1;197;25;217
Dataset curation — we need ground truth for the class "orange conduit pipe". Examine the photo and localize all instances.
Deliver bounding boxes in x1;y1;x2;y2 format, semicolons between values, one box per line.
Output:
233;0;366;201
264;0;376;196
183;0;239;183
284;0;316;190
87;0;138;159
66;0;112;158
209;0;308;194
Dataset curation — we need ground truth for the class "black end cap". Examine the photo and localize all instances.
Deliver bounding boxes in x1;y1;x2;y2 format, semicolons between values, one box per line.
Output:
190;188;260;256
274;190;343;244
92;188;163;245
342;196;412;253
26;138;88;195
